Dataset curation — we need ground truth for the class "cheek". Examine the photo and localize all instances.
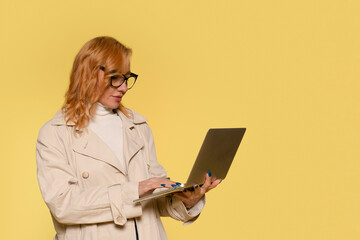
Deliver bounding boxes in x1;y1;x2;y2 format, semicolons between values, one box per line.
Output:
99;87;113;101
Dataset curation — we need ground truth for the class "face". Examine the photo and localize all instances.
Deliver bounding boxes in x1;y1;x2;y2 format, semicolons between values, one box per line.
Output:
98;59;130;109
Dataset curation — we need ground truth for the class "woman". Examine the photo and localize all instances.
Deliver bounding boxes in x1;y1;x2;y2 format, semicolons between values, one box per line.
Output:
36;36;221;240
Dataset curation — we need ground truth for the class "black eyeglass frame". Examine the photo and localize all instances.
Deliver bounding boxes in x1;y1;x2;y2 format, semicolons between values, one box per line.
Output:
99;66;138;89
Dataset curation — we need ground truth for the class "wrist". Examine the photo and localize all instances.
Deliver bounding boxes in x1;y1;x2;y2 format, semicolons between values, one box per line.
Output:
184;201;194;210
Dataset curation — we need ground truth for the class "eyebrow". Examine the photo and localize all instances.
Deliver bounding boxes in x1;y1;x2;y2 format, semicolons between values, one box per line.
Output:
109;70;131;75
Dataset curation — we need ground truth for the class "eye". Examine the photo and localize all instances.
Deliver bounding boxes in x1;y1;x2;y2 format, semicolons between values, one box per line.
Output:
110;75;125;87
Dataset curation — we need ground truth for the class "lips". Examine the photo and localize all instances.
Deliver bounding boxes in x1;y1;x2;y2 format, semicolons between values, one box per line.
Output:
112;95;122;101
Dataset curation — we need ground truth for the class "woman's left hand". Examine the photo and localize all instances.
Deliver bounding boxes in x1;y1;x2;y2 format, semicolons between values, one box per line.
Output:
173;172;221;209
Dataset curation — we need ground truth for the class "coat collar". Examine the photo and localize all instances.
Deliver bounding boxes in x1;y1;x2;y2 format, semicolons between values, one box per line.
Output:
51;108;147;175
51;108;147;126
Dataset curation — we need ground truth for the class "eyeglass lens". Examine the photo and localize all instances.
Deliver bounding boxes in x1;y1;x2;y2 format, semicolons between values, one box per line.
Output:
111;76;136;89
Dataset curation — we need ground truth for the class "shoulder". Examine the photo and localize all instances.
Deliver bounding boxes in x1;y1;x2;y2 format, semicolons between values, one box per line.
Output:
37;109;73;142
120;107;148;124
119;107;154;138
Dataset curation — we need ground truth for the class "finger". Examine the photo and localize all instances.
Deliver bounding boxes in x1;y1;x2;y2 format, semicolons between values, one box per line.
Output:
181;188;191;196
153;178;178;189
173;192;189;201
174;191;193;203
201;171;212;191
158;182;178;188
160;180;184;189
168;180;183;188
193;184;201;195
207;179;222;191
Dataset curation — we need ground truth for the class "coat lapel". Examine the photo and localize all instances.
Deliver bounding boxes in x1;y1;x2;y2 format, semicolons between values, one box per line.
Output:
118;110;145;168
72;128;127;175
51;108;147;175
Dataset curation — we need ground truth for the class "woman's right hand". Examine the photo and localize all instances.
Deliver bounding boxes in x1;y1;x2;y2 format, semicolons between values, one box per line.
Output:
138;177;178;197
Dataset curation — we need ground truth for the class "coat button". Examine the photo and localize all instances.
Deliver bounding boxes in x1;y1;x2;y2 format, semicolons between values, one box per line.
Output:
82;171;89;179
116;216;122;222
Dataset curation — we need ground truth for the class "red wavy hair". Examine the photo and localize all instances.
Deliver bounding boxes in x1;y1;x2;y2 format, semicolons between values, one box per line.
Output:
62;36;132;130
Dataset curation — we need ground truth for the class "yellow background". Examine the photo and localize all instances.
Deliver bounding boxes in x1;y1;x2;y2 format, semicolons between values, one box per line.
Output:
1;0;360;239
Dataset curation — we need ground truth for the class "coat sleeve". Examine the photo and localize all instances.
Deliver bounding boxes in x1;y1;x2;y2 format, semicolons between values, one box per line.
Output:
140;123;205;224
36;122;141;226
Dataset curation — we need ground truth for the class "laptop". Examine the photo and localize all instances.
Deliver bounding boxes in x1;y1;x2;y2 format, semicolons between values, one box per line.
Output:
133;128;246;203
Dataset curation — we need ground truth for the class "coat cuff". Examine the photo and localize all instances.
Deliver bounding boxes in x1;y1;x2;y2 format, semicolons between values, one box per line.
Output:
108;182;142;225
187;195;206;217
171;195;206;225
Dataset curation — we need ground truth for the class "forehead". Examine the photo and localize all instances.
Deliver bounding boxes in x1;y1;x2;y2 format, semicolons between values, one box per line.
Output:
111;56;130;74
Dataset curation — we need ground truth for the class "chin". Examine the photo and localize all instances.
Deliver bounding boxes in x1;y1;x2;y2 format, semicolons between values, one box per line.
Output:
110;104;120;109
102;102;119;110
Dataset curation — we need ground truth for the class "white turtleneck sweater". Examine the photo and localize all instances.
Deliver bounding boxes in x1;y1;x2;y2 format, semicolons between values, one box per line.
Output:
88;103;125;172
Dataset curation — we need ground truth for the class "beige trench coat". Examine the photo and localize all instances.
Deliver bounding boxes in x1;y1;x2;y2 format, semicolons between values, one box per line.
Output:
36;108;204;240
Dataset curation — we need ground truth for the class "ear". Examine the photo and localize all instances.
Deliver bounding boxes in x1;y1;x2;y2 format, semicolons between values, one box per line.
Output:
97;68;106;94
98;67;105;82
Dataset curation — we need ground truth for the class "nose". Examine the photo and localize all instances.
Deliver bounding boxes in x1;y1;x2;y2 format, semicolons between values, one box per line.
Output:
117;82;128;93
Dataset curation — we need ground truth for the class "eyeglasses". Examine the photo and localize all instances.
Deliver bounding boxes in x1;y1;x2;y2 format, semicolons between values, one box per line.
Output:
99;66;138;89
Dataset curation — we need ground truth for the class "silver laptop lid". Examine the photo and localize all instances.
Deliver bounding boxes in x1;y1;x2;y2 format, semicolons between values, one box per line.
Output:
184;128;246;187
